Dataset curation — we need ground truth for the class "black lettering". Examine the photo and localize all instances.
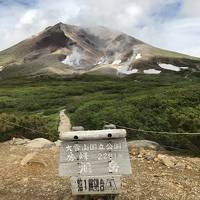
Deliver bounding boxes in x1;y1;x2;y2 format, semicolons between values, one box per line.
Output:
77;178;83;192
100;179;105;191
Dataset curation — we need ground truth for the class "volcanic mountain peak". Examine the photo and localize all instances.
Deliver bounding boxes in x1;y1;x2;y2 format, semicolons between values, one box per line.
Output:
0;22;200;79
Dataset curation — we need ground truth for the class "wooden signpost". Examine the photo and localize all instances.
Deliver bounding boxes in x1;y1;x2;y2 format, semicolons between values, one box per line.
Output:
59;129;132;198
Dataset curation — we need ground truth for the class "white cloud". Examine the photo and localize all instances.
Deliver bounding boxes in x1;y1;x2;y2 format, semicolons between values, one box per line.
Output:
0;0;200;57
20;9;38;25
137;17;200;57
180;0;200;17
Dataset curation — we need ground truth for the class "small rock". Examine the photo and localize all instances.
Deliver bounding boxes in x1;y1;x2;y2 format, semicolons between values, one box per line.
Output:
21;152;47;167
130;148;137;156
186;165;192;170
72;126;84;131
10;138;30;145
157;154;176;168
154;158;159;162
128;140;163;151
103;124;116;129
144;150;157;161
26;138;54;149
137;154;142;158
139;148;145;155
122;182;127;187
22;177;29;182
175;162;186;169
21;152;36;166
54;140;62;147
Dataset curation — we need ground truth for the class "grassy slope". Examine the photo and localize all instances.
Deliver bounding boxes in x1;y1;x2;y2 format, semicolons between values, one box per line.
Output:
0;73;200;151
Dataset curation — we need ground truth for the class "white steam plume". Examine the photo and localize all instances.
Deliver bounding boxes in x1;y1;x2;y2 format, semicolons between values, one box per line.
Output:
62;47;85;67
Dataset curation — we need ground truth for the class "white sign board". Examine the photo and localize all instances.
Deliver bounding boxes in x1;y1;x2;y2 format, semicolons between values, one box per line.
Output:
70;176;121;195
59;138;131;176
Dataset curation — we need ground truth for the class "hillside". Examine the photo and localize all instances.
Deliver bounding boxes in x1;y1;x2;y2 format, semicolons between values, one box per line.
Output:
0;23;200;79
0;74;200;151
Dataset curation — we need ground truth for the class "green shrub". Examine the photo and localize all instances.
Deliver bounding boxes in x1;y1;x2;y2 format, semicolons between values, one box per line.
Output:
0;73;199;152
0;113;58;142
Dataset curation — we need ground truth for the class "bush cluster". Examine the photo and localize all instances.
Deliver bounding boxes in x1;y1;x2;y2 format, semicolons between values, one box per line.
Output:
0;73;199;152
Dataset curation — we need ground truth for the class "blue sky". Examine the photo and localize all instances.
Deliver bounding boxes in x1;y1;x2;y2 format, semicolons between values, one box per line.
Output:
0;0;36;6
0;0;200;57
151;1;182;21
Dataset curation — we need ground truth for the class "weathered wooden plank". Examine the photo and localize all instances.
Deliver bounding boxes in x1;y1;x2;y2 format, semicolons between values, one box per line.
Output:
60;129;127;141
70;176;121;195
59;138;132;176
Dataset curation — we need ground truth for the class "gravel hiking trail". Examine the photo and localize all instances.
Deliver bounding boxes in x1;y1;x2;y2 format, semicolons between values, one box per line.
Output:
58;109;71;134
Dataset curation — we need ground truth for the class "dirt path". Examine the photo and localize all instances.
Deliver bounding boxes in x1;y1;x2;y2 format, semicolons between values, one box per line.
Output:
58;109;71;134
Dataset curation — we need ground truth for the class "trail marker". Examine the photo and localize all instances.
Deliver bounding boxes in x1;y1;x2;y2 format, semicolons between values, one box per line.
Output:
70;175;121;195
59;129;132;197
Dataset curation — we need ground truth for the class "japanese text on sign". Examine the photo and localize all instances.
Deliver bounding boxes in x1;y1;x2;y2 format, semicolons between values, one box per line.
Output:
59;138;131;176
70;176;121;195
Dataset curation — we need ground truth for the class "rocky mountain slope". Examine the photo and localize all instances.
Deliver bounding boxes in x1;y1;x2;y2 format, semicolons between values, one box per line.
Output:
0;139;199;200
0;22;200;79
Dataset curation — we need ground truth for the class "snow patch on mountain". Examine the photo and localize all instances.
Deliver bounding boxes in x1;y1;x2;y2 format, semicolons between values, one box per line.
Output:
118;65;138;74
62;47;85;66
0;66;4;72
97;56;109;65
159;63;180;72
180;67;189;69
135;53;142;60
144;69;161;74
112;60;121;65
